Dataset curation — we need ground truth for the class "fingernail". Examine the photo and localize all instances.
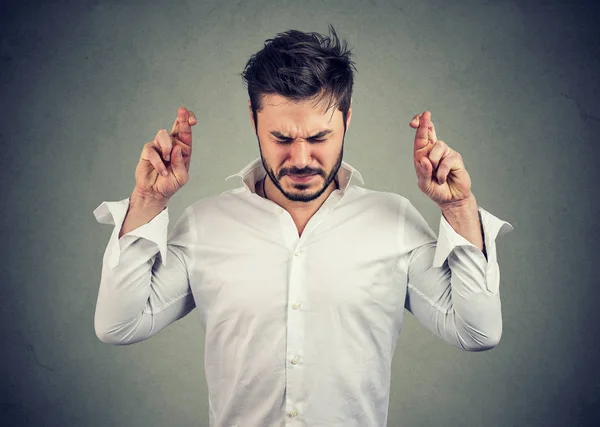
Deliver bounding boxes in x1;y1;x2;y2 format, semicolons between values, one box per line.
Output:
162;170;168;177
165;154;170;161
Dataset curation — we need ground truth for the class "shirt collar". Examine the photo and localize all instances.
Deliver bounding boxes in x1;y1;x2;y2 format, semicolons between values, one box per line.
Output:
225;157;365;193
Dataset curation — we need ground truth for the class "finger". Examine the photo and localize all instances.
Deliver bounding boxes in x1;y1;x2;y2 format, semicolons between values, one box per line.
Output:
410;113;438;141
409;113;421;128
170;135;191;163
436;151;463;185
413;111;432;159
169;108;197;133
428;140;451;170
154;129;173;162
171;145;189;187
428;120;438;142
189;110;197;125
141;143;169;177
170;107;195;146
416;156;433;189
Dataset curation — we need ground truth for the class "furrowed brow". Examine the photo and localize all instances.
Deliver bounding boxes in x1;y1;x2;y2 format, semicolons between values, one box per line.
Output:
270;129;333;140
270;131;292;140
307;129;333;139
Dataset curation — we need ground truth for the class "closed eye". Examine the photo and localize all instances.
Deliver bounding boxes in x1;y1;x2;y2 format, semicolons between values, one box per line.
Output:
275;138;327;144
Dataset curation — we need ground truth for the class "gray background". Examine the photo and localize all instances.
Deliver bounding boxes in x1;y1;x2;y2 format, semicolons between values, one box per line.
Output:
1;0;599;426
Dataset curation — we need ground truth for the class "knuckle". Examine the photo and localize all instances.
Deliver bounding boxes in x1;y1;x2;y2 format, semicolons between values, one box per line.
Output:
151;150;164;166
147;149;159;164
158;129;168;141
149;143;161;156
141;142;154;158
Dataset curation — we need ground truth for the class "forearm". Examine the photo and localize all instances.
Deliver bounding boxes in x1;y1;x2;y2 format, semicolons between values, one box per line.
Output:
446;245;502;349
406;244;501;351
96;208;194;345
440;194;485;254
95;236;165;344
119;189;168;238
405;199;513;351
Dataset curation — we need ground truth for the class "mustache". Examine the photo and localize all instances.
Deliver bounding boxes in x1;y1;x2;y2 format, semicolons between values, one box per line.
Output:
280;168;323;178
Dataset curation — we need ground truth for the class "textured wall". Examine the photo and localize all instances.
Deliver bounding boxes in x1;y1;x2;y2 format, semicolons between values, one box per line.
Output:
1;0;599;426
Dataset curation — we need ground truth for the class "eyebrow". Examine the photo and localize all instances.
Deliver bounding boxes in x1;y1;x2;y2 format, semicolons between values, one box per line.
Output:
270;129;333;140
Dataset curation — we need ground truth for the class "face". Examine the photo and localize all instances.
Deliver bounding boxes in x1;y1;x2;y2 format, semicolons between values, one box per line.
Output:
249;93;352;203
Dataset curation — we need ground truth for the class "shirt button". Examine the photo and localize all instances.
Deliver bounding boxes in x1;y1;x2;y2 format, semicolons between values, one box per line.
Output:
288;409;298;417
292;303;301;310
291;356;299;365
294;250;301;257
278;208;284;214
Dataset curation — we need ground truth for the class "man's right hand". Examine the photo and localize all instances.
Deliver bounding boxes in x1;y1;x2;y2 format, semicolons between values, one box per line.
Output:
133;106;198;203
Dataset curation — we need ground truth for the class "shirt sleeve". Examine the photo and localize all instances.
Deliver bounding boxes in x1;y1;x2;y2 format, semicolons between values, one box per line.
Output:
401;199;514;351
92;198;196;345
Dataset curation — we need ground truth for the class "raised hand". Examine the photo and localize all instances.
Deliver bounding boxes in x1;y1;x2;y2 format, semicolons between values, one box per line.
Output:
134;107;197;202
410;111;472;207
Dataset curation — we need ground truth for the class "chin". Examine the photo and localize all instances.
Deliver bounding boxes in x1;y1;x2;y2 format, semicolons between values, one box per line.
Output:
285;182;329;203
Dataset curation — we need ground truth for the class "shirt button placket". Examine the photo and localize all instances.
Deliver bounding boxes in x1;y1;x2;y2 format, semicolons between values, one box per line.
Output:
286;246;305;423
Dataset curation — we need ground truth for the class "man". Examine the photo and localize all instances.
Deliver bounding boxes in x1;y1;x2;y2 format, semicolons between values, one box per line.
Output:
93;25;513;427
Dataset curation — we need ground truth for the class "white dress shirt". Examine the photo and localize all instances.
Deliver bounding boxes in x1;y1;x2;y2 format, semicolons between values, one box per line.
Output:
93;157;513;427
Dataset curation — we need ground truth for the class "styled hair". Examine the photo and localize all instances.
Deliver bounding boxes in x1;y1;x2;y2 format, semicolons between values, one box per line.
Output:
240;24;357;134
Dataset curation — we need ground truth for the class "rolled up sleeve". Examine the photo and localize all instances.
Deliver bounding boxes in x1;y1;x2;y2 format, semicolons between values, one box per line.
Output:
402;200;514;351
92;198;169;269
92;198;195;345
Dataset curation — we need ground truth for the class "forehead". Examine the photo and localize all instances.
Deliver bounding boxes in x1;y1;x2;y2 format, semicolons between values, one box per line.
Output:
258;93;342;133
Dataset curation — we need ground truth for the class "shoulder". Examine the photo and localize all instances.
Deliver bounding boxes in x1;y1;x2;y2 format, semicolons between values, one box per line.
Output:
183;187;249;216
345;185;410;211
337;185;415;228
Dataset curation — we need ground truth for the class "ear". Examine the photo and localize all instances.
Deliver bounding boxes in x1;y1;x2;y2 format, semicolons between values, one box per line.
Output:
248;100;258;135
345;98;353;130
248;100;257;134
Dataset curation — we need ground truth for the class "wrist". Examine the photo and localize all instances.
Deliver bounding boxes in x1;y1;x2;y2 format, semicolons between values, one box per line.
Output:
127;189;169;226
130;188;169;210
440;194;477;217
440;195;484;252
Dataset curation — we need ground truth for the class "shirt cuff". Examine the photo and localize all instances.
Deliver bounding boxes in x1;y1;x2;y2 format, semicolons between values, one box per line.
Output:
432;206;514;270
93;198;170;269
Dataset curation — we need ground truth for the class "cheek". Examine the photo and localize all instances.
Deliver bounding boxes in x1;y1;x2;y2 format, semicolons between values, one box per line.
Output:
262;145;288;168
320;142;342;164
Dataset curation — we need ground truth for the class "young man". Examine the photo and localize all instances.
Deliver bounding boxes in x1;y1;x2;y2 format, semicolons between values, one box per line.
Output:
93;25;513;427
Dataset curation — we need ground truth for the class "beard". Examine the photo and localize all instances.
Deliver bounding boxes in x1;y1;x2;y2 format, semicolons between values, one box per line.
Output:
258;139;344;203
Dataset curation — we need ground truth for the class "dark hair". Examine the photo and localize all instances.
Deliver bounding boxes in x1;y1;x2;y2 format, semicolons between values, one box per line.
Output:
240;24;357;134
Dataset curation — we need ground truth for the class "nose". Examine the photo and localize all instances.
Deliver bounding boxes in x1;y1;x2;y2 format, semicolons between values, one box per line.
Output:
288;140;311;169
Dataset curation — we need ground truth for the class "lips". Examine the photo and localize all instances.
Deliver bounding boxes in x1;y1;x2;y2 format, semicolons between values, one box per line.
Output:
288;174;316;182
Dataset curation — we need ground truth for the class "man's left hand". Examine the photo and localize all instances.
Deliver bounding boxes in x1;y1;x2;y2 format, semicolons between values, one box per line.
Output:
410;111;473;208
